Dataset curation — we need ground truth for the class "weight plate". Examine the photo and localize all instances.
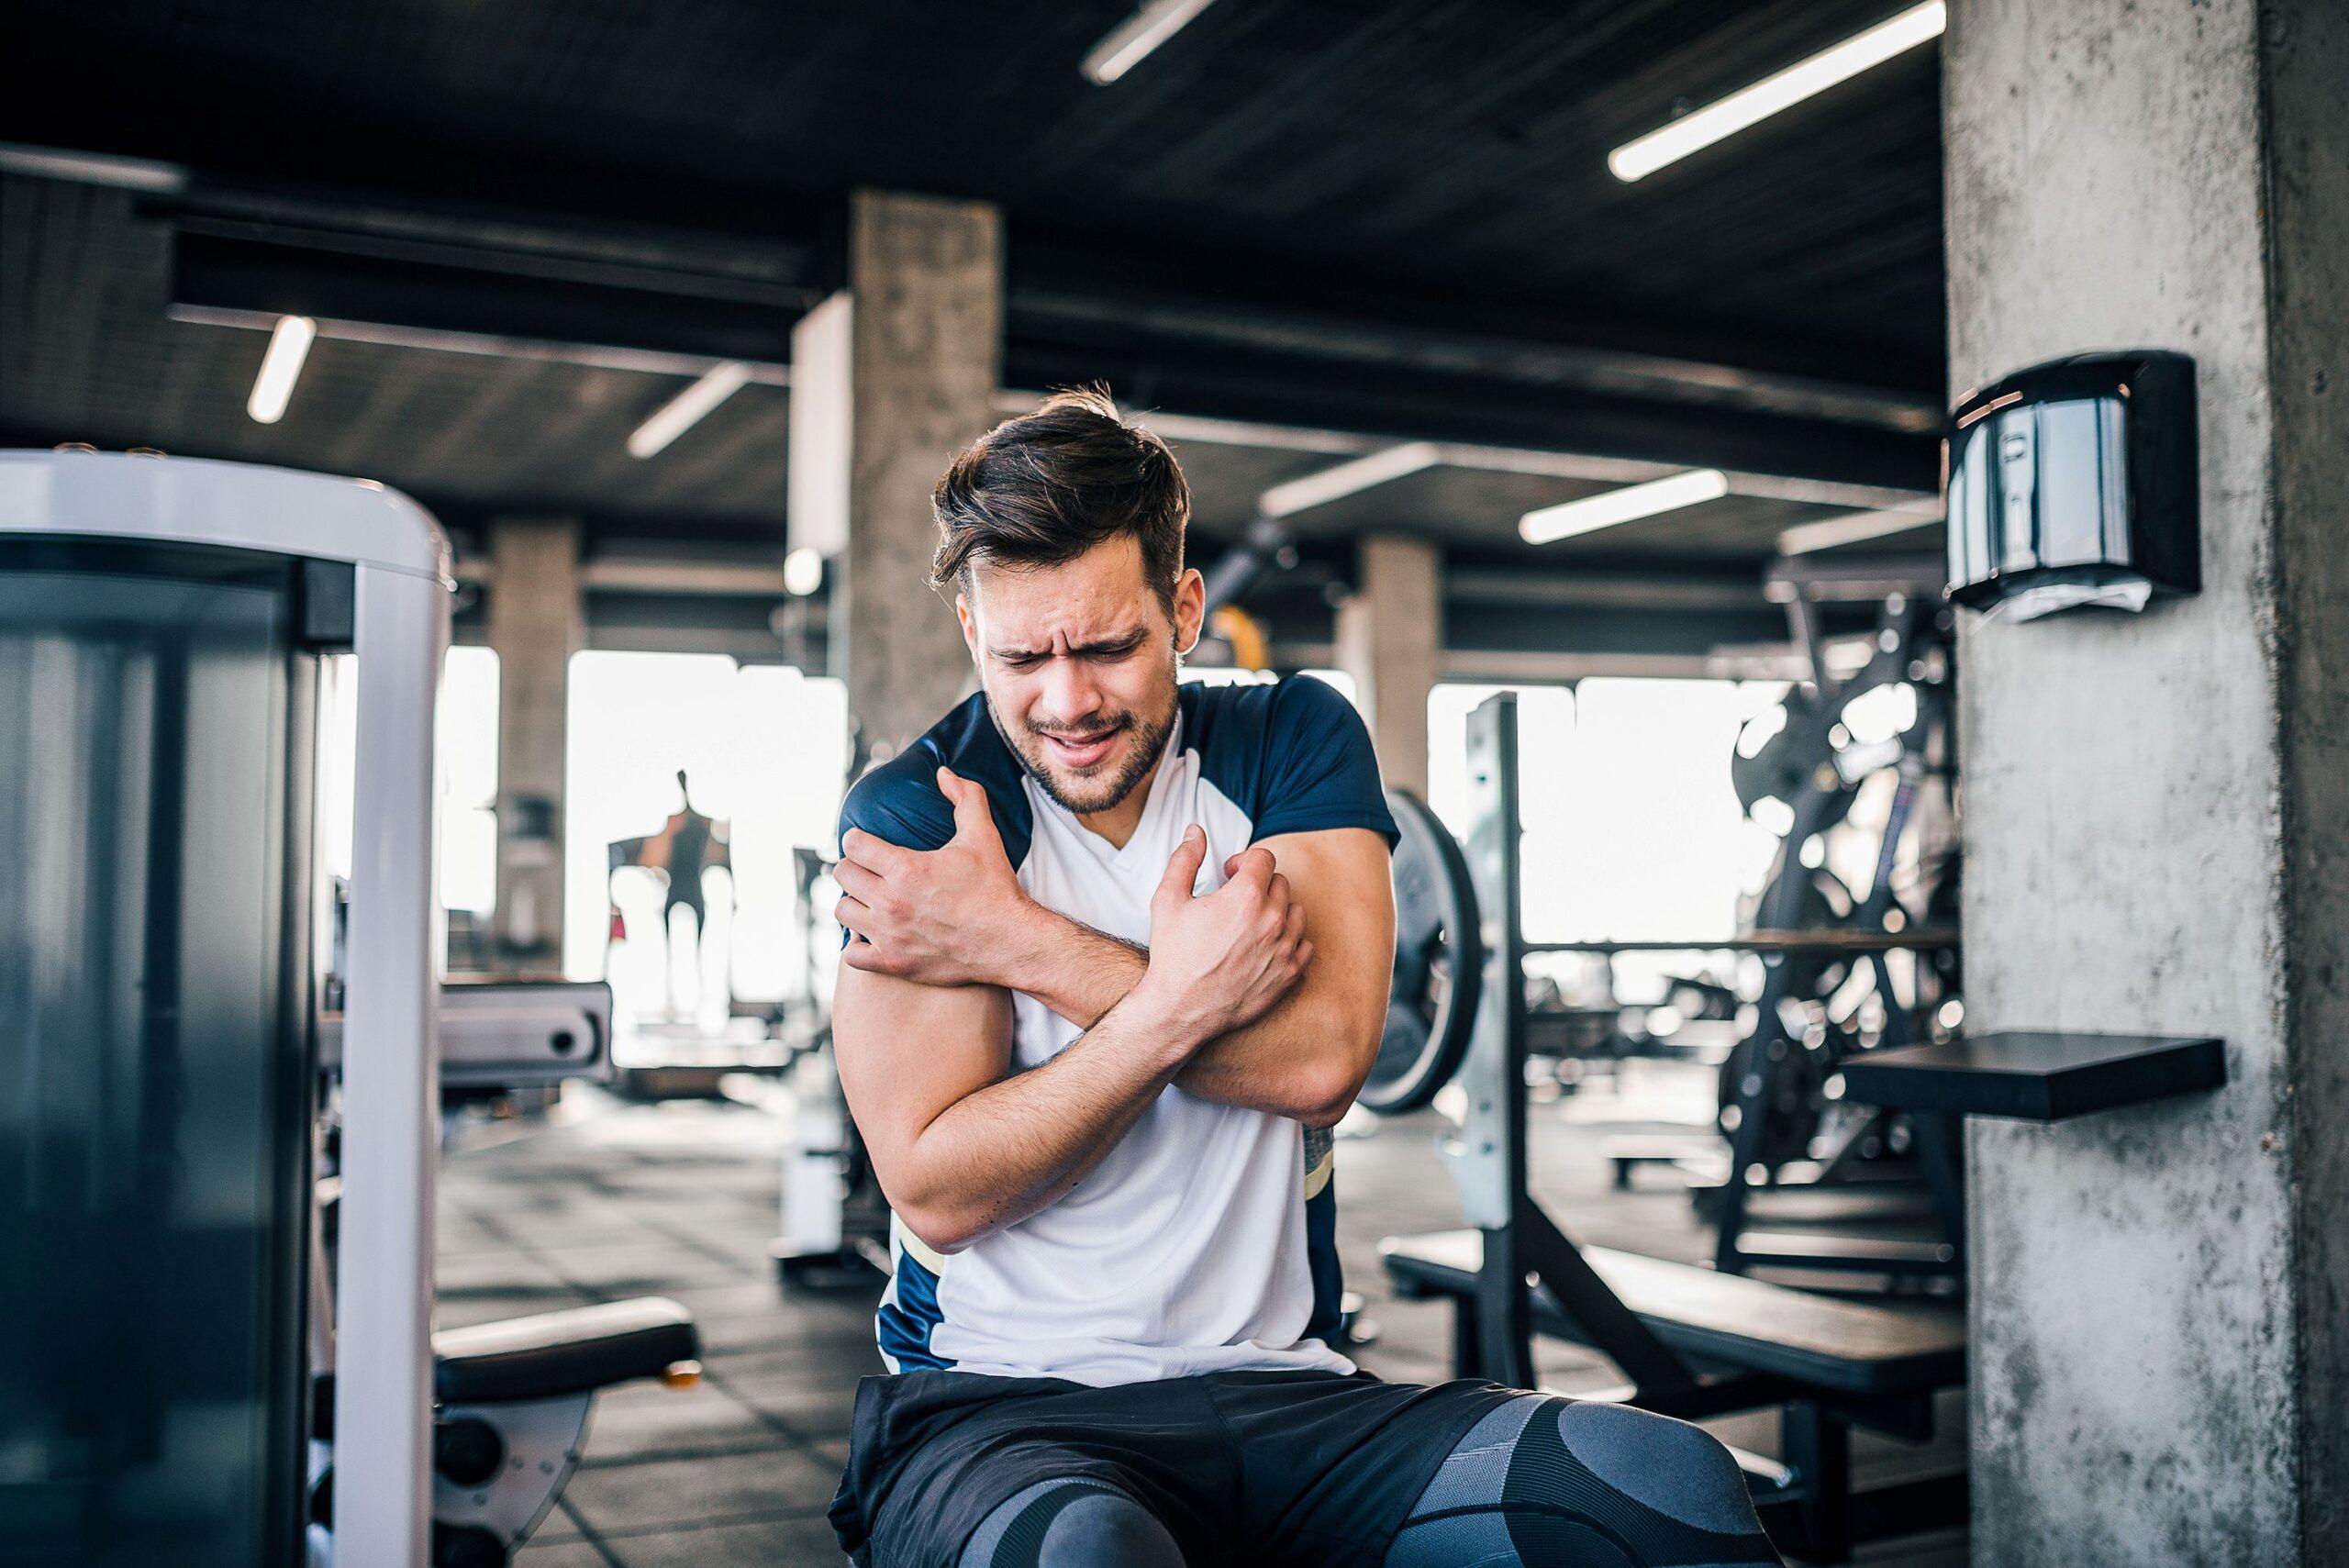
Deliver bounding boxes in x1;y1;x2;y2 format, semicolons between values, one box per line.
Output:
1361;788;1482;1115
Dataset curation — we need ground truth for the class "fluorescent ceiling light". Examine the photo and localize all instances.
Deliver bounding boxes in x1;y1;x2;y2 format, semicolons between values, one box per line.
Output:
1776;500;1942;556
1083;0;1220;85
1609;2;1945;183
784;547;825;597
628;361;752;459
1258;442;1443;519
246;316;317;425
1520;469;1730;544
0;140;189;193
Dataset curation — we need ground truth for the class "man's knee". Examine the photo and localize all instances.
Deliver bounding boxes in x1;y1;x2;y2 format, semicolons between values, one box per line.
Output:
960;1477;1182;1568
1389;1396;1777;1568
1547;1401;1762;1540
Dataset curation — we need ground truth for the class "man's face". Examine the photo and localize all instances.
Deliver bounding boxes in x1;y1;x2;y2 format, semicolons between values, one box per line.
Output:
957;536;1206;817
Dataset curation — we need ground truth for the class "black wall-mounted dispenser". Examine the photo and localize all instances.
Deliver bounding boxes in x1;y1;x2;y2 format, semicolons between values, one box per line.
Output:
1944;350;2199;619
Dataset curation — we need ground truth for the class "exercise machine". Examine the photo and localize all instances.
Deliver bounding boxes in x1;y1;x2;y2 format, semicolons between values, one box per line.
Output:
1;451;696;1568
1375;694;1966;1564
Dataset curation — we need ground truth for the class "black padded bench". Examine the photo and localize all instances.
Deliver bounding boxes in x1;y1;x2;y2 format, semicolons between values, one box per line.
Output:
1381;1230;1963;1397
435;1296;701;1405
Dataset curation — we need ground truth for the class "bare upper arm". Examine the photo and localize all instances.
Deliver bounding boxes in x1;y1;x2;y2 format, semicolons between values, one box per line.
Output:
830;957;1014;1198
1250;826;1397;1028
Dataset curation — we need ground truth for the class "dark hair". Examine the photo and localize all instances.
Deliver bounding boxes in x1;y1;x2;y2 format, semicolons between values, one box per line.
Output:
930;385;1188;607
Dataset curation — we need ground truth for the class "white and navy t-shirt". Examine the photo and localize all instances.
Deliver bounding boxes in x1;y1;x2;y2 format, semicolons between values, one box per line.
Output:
839;675;1397;1388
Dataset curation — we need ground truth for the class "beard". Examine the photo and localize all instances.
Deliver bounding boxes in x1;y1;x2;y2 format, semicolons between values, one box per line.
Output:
988;684;1179;817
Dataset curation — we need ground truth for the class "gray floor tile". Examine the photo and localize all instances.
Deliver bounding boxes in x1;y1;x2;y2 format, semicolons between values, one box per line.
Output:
605;1513;847;1567
561;1450;841;1537
514;1540;615;1567
580;1383;785;1465
718;1375;862;1438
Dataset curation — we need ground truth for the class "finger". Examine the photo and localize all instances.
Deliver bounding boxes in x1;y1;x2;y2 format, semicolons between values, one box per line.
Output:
1228;845;1275;891
1293;939;1316;973
832;859;885;902
833;895;873;934
841;828;909;874
1280;901;1307;947
937;767;1000;841
1223;853;1244;879
1155;825;1208;905
1266;872;1293;911
841;940;883;972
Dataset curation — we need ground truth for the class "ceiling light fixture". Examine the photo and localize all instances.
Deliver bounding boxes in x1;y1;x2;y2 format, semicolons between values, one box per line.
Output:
1609;2;1946;183
627;361;752;459
1257;442;1444;519
1082;0;1220;85
1520;469;1730;544
246;316;317;425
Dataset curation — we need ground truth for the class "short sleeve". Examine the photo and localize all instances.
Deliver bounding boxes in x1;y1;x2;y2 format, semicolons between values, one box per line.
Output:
1250;676;1399;848
838;751;956;855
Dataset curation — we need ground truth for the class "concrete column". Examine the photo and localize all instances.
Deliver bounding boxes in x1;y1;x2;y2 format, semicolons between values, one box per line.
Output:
791;189;1002;760
1946;2;2349;1561
485;516;582;969
1335;534;1441;796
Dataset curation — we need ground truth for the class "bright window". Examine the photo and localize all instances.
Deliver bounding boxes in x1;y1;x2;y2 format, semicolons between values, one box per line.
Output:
318;647;499;915
562;652;849;1022
1428;678;1786;1000
439;646;500;915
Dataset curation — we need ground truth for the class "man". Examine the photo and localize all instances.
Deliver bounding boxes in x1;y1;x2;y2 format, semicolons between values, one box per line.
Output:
826;389;1778;1568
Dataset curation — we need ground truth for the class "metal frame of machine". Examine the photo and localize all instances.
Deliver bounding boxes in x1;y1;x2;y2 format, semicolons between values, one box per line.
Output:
2;450;448;1566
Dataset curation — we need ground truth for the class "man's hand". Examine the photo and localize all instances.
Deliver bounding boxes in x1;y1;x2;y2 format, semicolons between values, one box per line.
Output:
837;767;1040;987
1130;828;1311;1046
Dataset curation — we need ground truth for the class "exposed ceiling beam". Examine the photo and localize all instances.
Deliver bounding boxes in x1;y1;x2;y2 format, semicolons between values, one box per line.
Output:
1008;275;1938;435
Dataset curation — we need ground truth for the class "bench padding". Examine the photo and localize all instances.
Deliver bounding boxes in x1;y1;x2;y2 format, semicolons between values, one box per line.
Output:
434;1296;698;1405
1380;1229;1964;1396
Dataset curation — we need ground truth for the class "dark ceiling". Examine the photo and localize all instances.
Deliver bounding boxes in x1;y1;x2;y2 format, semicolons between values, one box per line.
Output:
0;0;1947;606
0;0;1943;355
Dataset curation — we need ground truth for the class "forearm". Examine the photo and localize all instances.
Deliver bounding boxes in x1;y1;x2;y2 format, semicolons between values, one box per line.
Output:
895;992;1192;1249
993;904;1363;1121
991;903;1146;1027
991;906;1334;1112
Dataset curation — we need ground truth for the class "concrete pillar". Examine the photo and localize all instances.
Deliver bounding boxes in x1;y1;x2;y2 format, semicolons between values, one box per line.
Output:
484;516;582;969
791;189;1002;760
1945;2;2349;1561
1335;534;1441;796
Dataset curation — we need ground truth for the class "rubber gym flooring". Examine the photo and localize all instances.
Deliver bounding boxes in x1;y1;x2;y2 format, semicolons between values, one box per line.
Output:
440;1063;1966;1567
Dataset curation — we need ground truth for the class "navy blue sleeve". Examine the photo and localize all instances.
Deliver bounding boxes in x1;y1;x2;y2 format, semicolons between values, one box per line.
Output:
1251;675;1398;848
838;748;956;855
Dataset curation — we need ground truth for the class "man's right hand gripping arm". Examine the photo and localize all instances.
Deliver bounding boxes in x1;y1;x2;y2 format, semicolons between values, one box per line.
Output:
833;825;1309;1255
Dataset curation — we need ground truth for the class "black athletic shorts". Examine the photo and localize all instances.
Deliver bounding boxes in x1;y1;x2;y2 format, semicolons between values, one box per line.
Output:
829;1366;1520;1567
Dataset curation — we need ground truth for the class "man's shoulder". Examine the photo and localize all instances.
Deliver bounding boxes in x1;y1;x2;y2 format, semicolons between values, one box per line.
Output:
1182;675;1395;845
840;693;1033;860
1182;673;1364;773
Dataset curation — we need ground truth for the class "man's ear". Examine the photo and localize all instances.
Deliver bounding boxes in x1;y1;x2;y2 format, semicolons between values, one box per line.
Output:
1171;567;1207;657
955;591;980;661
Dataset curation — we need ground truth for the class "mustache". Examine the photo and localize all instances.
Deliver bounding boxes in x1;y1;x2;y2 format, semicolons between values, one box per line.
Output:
1027;714;1134;741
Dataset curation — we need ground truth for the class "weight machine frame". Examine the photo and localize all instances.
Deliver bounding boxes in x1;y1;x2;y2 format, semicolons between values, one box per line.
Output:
1441;692;1965;1561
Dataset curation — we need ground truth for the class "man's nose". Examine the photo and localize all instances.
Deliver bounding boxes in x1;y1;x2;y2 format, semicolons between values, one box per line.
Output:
1036;658;1105;727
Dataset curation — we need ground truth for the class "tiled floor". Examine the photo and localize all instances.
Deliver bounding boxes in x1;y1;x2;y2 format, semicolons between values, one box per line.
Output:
439;1063;1965;1566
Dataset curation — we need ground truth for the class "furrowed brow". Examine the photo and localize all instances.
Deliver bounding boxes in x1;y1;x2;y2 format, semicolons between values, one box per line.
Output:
990;628;1149;661
1069;629;1150;658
